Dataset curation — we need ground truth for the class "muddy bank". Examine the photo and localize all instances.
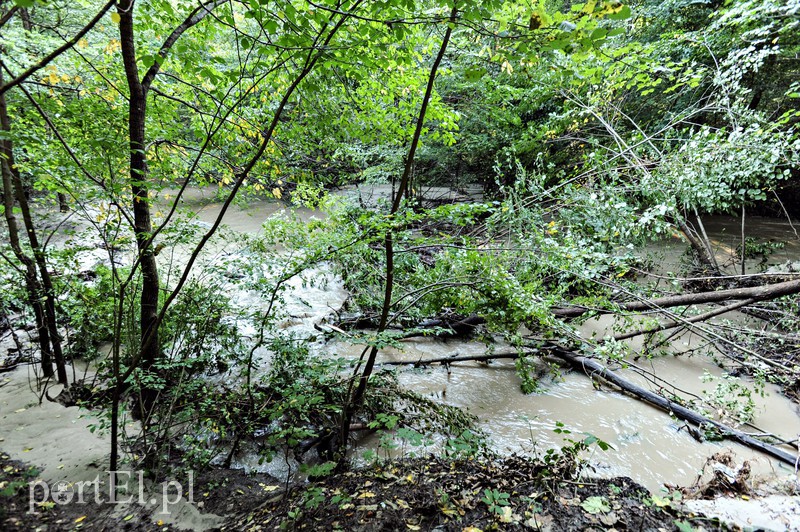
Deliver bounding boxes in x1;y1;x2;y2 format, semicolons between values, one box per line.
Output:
0;451;719;531
228;454;725;531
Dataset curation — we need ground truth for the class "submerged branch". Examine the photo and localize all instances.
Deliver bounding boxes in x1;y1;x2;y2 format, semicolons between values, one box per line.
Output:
551;347;799;468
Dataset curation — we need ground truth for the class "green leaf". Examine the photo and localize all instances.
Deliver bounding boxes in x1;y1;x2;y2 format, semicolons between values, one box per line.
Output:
581;496;611;514
607;4;631;20
14;0;35;7
590;28;607;40
465;67;486;82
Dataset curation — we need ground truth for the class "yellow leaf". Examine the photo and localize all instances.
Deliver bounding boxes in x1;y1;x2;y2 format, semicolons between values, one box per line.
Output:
272;187;282;199
357;491;376;499
462;527;483;532
260;484;280;492
75;516;87;523
156;519;164;526
123;515;134;521
651;495;670;507
111;13;121;23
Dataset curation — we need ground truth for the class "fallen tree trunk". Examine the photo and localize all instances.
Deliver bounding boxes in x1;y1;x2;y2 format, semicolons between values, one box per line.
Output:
550;346;799;467
553;279;800;318
378;342;798;464
612;298;758;341
381;351;523;367
329;279;800;332
415;314;486;337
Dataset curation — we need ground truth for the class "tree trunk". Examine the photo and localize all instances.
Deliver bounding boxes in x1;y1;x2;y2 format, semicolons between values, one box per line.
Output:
551;347;798;467
338;5;459;463
673;215;720;274
381;343;799;466
119;0;161;417
58;192;68;213
1;158;53;379
553;278;800;318
0;69;67;383
9;163;68;384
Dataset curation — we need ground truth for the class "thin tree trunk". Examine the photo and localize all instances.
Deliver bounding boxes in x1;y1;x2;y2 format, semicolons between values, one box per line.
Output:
338;5;458;462
1;160;53;378
673;215;719;273
553;278;800;318
118;0;161;418
552;347;798;466
692;207;719;270
9;170;68;384
741;204;746;276
0;69;66;382
612;298;758;341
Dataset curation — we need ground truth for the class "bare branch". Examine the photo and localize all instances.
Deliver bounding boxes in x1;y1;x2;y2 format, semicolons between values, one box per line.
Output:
0;5;18;29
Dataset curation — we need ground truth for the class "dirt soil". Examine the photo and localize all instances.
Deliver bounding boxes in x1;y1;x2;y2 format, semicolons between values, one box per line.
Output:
225;455;725;531
2;451;729;531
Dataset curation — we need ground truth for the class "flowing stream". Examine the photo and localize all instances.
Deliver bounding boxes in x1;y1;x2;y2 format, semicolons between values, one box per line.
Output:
171;188;800;492
33;187;800;493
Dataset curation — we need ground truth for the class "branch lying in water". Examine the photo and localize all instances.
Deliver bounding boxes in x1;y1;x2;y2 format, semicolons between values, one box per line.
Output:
380;350;524;367
552;279;800;318
382;344;799;467
550;346;800;468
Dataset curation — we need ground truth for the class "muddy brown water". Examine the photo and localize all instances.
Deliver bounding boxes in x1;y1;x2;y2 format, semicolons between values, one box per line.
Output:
642;214;800;278
180;191;800;492
47;189;800;492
